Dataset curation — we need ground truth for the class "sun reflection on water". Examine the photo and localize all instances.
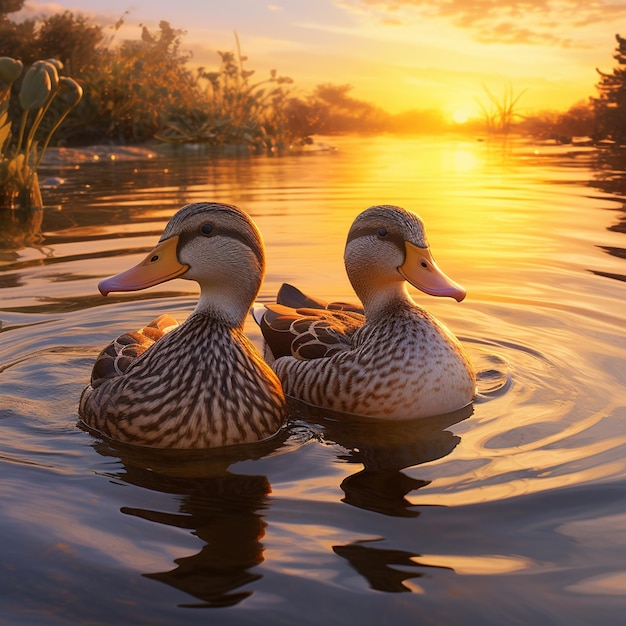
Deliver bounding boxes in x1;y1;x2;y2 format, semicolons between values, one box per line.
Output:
1;135;625;622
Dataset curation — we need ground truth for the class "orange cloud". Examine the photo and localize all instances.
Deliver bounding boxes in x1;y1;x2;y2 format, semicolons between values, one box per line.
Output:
340;0;626;47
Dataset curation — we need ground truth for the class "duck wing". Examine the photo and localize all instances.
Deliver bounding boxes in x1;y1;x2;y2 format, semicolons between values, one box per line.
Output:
276;282;363;314
259;284;364;361
90;314;179;388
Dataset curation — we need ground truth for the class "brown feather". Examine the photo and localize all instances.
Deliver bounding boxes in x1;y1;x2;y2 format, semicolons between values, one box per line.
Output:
90;314;178;388
255;204;476;419
259;292;363;361
79;202;287;448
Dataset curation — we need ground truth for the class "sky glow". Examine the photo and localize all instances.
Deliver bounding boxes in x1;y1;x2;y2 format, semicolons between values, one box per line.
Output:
13;0;626;120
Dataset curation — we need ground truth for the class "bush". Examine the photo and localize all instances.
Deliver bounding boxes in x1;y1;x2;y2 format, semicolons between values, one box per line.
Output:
157;33;295;152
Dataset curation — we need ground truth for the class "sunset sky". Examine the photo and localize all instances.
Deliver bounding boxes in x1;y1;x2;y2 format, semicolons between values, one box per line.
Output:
14;0;626;122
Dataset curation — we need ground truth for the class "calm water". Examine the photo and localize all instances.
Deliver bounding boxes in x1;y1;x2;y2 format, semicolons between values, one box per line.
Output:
1;135;625;625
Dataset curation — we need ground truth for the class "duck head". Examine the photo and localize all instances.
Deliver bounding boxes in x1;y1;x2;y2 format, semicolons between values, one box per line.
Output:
344;205;466;313
98;202;266;326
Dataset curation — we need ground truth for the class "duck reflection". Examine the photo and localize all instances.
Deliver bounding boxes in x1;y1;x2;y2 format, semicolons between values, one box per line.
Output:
290;402;474;517
290;401;473;518
333;539;453;593
340;469;429;517
288;403;471;593
90;432;290;608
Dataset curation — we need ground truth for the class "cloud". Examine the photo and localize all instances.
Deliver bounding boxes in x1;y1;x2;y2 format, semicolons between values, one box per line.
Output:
339;0;626;46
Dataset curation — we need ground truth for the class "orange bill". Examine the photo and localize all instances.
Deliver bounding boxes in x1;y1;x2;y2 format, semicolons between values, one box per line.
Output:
98;236;189;296
398;241;466;302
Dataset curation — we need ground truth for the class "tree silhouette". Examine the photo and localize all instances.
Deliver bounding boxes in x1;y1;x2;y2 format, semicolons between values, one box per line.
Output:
0;0;24;14
594;34;626;143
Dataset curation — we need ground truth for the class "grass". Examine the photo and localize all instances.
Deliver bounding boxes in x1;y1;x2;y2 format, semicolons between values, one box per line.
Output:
475;83;527;135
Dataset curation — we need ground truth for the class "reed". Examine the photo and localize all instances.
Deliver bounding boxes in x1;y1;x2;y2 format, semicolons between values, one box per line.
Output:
475;83;526;135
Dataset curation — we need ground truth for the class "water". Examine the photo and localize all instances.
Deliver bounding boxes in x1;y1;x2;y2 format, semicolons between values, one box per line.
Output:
1;135;625;625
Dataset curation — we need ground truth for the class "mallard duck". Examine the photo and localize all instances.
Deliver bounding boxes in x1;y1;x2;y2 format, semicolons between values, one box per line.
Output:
79;202;287;449
256;204;476;419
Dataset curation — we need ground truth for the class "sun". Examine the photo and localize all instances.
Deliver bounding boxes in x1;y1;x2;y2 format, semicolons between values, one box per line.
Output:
451;107;472;124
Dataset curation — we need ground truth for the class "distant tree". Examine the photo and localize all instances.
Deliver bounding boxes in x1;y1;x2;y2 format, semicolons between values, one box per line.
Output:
520;100;596;141
387;108;448;134
0;10;109;144
284;85;455;136
593;34;626;143
1;5;105;70
0;1;36;62
559;100;596;137
0;0;25;15
308;83;389;133
35;12;106;75
284;96;327;138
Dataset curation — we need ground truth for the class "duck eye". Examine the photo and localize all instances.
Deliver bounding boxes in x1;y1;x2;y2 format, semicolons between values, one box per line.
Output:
150;255;159;262
378;227;388;238
201;223;213;236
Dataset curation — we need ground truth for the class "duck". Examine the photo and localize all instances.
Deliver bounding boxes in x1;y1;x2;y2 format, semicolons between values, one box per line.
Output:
255;204;476;419
79;202;287;449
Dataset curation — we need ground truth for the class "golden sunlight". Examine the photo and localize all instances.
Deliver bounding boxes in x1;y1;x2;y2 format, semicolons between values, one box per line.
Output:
451;108;472;124
416;554;534;575
450;104;481;125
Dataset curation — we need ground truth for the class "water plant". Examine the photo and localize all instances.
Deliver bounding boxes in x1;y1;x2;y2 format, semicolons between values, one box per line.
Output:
156;33;295;152
0;56;83;209
475;83;526;135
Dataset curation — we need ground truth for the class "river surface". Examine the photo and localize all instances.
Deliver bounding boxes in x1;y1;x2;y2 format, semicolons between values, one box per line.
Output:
1;135;625;625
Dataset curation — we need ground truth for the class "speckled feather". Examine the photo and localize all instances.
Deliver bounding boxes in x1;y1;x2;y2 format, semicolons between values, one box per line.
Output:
81;313;285;448
79;202;287;448
257;205;476;419
267;296;474;418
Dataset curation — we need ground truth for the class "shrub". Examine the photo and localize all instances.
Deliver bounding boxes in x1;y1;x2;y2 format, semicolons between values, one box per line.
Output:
157;33;295;152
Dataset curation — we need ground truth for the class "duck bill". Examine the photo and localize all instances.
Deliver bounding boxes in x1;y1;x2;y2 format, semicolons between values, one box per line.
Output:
99;236;189;296
398;241;466;302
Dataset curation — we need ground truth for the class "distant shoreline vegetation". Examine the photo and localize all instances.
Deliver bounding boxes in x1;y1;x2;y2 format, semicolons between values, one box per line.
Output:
2;2;626;151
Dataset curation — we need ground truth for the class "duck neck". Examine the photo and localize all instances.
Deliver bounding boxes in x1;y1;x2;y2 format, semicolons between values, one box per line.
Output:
358;281;414;322
192;285;252;328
